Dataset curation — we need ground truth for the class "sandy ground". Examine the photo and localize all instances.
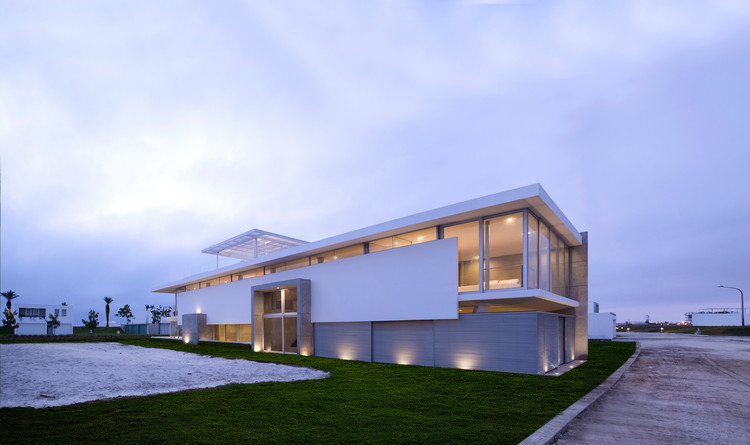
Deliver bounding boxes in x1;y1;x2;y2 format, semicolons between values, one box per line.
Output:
555;333;750;444
0;342;329;408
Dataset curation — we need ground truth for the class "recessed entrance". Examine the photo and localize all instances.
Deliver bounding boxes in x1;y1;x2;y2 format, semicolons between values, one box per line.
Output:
262;288;298;353
252;278;312;356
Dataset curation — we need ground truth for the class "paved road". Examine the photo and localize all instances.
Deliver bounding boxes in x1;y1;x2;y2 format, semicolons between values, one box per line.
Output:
555;332;750;444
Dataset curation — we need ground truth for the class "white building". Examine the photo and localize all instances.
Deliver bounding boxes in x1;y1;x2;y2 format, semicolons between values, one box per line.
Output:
588;312;616;340
685;308;749;326
15;304;74;335
155;184;589;374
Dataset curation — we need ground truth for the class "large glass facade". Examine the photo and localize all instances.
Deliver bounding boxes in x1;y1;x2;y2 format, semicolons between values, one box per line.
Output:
484;212;523;289
443;221;480;292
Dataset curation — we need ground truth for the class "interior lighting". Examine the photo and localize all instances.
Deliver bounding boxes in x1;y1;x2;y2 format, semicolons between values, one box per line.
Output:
506;217;514;224
334;256;338;259
417;236;423;240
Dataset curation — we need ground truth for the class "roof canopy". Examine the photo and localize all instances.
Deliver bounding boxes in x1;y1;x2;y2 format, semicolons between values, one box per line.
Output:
201;229;308;260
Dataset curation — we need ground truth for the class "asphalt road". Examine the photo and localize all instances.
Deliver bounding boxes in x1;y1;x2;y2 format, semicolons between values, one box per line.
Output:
554;332;750;444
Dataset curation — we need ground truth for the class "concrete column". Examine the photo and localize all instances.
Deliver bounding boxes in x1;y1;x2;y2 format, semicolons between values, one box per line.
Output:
182;313;207;345
566;231;589;360
297;279;313;356
253;291;265;352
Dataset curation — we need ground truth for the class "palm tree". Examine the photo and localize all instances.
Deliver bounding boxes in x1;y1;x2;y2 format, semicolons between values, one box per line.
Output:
2;290;20;315
104;297;114;327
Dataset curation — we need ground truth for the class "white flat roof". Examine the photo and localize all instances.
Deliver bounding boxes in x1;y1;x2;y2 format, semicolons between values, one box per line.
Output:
154;184;582;293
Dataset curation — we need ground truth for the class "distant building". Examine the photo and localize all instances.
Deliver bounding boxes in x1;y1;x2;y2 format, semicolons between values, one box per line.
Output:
685;308;749;326
589;303;616;340
15;304;74;335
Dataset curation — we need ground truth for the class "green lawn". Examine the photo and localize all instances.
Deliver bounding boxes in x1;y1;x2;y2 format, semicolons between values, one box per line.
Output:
0;339;634;444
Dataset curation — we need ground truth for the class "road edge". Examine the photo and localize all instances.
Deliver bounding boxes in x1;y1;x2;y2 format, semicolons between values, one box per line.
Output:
518;341;642;445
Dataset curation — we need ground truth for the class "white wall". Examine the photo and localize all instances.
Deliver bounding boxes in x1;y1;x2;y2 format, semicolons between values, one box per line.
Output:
588;312;616;340
692;311;747;326
16;321;47;335
177;238;459;325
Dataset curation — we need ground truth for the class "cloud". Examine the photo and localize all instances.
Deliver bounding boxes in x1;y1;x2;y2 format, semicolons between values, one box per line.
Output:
1;0;750;323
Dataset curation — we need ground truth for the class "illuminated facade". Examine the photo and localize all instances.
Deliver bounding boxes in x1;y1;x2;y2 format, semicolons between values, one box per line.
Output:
154;184;588;374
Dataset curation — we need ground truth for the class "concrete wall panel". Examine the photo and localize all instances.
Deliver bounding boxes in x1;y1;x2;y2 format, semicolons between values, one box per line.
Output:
372;321;434;367
314;322;372;362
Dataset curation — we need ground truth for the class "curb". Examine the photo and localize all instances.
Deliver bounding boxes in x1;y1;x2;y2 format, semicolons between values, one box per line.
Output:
518;342;642;445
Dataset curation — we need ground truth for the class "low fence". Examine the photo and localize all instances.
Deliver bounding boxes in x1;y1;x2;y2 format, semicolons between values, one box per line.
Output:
122;323;172;336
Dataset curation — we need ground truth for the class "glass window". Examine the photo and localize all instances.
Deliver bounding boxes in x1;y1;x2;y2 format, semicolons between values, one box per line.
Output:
263;318;283;352
485;212;523;290
444;221;480;292
239;324;252;343
225;324;238;342
284;317;298;353
284;288;298;313
232;268;261;281
527;213;539;289
55;309;60;316
369;236;393;253
370;227;437;254
209;276;230;287
264;290;282;314
313;244;364;263
200;281;211;289
333;244;364;260
550;232;559;295
539;222;550;291
563;246;569;297
186;283;200;291
285;257;309;271
61;309;67;317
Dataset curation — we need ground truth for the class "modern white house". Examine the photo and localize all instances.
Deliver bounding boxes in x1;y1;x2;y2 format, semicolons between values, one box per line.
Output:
685;308;749;326
14;304;74;335
154;184;588;374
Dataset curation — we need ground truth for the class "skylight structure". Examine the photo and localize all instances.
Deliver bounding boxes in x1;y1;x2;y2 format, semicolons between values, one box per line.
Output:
201;229;307;260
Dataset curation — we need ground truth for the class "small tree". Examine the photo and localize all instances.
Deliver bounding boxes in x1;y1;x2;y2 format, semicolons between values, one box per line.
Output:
116;304;134;325
2;290;20;315
104;297;114;327
82;310;99;334
149;305;172;324
47;313;61;335
2;310;19;335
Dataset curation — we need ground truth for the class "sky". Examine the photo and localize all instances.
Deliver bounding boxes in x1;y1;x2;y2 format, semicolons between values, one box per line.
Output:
1;0;749;325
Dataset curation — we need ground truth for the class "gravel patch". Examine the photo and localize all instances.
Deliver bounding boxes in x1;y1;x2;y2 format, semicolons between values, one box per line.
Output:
0;342;328;408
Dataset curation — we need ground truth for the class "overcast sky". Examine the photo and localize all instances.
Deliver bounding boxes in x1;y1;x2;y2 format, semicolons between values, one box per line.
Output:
1;1;749;325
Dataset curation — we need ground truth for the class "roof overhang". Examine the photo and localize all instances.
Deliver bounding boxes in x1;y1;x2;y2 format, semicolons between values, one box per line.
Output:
458;289;579;312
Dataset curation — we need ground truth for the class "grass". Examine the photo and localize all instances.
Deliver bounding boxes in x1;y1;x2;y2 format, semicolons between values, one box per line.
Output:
0;339;635;444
